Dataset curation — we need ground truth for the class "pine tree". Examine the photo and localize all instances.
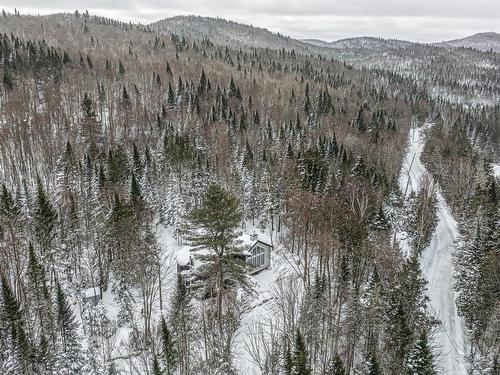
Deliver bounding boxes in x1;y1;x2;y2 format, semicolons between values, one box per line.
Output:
1;275;30;374
407;330;436;375
34;176;58;270
386;300;413;370
228;76;238;98
132;143;143;176
167;81;176;108
169;275;193;374
198;68;208;94
3;69;14;91
55;281;84;373
364;352;380;375
326;353;346;375
304;83;311;114
291;330;311;375
405;177;438;254
185;184;246;320
160;316;177;375
355;107;366;133
152;355;162;375
283;341;293;375
118;60;125;75
26;243;53;343
80;92;100;154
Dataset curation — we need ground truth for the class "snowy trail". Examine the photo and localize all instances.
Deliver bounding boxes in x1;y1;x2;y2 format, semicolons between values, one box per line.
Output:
399;126;468;374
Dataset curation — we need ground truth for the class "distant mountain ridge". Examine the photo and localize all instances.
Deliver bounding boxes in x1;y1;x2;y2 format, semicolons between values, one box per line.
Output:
152;15;499;55
434;32;500;52
304;34;500;53
150;15;329;55
328;37;413;50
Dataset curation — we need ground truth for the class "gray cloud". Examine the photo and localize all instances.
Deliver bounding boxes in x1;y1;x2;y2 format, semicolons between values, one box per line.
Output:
11;0;500;42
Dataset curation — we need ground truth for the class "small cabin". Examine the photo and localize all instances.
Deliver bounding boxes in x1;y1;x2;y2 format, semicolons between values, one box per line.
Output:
176;251;194;273
244;233;272;274
83;287;101;306
175;232;273;285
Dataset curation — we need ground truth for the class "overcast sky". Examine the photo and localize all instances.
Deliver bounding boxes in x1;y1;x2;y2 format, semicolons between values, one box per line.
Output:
9;0;500;42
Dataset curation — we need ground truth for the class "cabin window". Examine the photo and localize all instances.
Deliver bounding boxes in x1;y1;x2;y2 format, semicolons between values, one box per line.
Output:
249;245;265;267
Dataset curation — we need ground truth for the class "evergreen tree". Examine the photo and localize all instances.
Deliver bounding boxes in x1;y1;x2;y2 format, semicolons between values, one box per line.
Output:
34;177;58;270
55;281;84;373
406;330;436;375
80;92;100;154
355;107;366;133
185;184;246;323
326;353;346;375
152;355;162;375
291;330;311;375
405;178;438;254
283;341;293;375
160;316;177;375
364;352;380;375
304;83;311;114
169;275;192;375
3;69;14;91
185;184;246;364
26;243;54;344
198;68;208;94
1;275;30;374
167;81;176;108
118;60;125;75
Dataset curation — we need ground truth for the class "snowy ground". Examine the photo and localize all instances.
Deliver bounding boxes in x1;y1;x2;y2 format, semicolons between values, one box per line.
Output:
493;163;500;179
98;218;293;374
398;125;468;374
232;238;298;375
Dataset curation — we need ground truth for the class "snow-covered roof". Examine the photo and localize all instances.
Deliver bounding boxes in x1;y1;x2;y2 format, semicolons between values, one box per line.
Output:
177;232;272;268
493;164;500;178
238;232;272;248
84;287;101;299
176;247;192;266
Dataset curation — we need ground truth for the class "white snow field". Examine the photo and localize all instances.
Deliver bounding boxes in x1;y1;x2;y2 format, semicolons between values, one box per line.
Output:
398;125;468;374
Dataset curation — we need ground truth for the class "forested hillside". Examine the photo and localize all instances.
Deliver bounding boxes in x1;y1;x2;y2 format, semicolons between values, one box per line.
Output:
0;10;498;375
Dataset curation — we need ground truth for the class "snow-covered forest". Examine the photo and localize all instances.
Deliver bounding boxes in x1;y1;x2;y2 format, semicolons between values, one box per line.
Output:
0;10;498;375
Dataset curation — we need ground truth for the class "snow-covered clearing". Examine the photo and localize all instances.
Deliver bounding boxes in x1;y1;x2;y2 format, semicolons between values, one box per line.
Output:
95;219;294;374
398;125;468;374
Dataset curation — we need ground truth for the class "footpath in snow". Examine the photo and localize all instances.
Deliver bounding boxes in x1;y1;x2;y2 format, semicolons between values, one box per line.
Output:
398;125;468;374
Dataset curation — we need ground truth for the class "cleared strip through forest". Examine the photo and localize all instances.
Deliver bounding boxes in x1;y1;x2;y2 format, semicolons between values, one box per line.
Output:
398;124;468;374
